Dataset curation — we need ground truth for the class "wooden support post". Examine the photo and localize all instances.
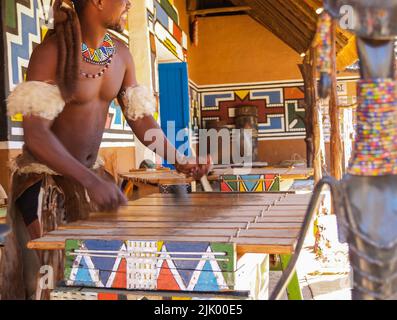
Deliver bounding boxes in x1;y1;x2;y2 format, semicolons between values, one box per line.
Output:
311;48;323;183
299;61;314;169
188;6;252;16
329;21;343;180
298;48;323;182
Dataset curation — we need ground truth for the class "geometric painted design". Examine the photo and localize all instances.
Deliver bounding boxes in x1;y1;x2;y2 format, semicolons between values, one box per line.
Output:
286;100;306;132
81;34;115;65
158;184;192;194
64;240;236;292
220;174;280;192
148;1;187;62
196;82;308;140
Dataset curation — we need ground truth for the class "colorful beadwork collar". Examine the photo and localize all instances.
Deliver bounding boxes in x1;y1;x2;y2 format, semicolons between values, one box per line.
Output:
81;33;116;66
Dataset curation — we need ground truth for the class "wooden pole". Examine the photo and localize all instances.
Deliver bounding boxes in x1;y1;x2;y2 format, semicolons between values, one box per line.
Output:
299;48;323;183
329;21;343;180
298;61;314;169
188;6;252;16
310;48;323;183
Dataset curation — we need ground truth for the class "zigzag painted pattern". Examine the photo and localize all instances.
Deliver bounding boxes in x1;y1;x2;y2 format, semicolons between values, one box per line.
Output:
6;0;42;91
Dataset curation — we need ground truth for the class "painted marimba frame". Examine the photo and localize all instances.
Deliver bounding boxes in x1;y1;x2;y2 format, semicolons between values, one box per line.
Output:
28;192;314;300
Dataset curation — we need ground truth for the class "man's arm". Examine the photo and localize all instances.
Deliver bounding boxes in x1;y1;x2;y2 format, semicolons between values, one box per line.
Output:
20;38;125;210
117;46;211;178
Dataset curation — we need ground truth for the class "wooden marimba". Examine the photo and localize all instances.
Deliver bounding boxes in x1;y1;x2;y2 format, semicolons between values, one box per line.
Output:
119;170;194;200
28;192;315;300
208;167;314;192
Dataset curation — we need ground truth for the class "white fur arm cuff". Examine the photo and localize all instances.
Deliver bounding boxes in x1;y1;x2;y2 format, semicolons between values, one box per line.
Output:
121;85;156;121
7;81;65;120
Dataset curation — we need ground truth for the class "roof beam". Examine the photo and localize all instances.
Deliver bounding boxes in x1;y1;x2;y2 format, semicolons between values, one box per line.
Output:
188;6;252;16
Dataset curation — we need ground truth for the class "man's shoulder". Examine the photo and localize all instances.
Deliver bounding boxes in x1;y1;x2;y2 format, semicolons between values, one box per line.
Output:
111;36;133;64
32;35;58;58
27;34;58;81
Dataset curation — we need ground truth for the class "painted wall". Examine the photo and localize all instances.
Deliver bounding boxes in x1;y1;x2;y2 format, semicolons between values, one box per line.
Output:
188;15;303;85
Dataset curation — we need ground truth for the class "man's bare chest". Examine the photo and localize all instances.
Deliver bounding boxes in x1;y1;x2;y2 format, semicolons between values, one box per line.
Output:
72;57;125;104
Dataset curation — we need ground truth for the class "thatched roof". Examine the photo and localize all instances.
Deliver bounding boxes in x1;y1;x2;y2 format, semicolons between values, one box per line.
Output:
189;0;358;71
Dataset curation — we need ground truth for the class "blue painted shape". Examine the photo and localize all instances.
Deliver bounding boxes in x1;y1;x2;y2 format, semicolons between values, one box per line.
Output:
258;116;284;131
74;257;95;285
252;90;282;104
154;1;170;28
10;1;39;86
194;261;219;291
84;240;124;285
241;175;261;191
203;93;233;107
159;63;191;168
109;101;123;125
165;242;210;287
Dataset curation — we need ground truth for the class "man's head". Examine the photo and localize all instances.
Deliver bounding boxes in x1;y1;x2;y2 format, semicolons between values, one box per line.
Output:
74;0;131;33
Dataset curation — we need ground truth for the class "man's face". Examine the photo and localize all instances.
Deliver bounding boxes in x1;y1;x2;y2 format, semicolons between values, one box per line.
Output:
102;0;131;33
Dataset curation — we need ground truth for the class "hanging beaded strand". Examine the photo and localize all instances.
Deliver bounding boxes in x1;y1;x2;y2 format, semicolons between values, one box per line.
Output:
348;79;397;176
316;12;332;75
80;56;113;79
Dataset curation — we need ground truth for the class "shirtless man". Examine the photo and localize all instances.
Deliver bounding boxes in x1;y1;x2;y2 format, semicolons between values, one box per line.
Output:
0;0;210;299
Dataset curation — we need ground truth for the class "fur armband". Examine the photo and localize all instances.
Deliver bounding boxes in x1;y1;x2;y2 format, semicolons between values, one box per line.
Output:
7;81;65;120
121;85;156;120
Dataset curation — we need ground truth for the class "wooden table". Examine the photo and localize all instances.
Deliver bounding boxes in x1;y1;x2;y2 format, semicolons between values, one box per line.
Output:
28;193;314;300
119;170;194;200
208;167;314;192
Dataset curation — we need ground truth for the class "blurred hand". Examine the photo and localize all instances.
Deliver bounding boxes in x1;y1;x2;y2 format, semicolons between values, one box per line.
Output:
175;154;213;180
86;177;127;212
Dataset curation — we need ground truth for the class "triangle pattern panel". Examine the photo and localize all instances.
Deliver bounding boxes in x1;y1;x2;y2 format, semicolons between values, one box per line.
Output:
222;175;238;192
157;260;181;290
193;260;220;291
220;181;232;192
255;180;264;192
112;258;127;289
240;175;261;192
165;242;210;288
74;257;95;285
265;174;276;191
84;240;124;286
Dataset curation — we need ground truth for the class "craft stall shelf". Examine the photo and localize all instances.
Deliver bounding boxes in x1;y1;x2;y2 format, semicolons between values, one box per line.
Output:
28;193;315;300
208;167;314;192
119;170;194;200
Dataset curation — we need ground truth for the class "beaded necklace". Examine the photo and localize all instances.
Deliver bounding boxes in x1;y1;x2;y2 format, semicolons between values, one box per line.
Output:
80;33;116;79
82;33;115;65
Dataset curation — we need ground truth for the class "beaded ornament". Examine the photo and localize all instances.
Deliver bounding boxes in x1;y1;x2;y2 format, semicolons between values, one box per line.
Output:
316;12;332;75
348;79;397;176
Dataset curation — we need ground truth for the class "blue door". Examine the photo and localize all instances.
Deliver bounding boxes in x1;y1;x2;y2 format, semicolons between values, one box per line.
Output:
158;62;191;167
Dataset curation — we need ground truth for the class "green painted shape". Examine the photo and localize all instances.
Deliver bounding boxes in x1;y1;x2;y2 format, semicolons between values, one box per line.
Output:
210;242;236;289
159;0;179;24
5;0;17;29
280;254;303;300
269;176;280;191
287;102;305;129
222;175;238;191
64;239;83;281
